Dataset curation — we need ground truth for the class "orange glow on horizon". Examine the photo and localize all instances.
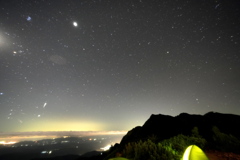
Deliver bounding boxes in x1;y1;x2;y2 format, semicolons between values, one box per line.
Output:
17;119;106;132
0;141;17;145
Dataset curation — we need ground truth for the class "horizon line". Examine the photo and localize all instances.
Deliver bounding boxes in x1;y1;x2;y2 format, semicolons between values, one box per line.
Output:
0;130;127;137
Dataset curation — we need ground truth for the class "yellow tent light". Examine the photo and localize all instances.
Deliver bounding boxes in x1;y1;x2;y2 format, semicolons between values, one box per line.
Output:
182;145;209;160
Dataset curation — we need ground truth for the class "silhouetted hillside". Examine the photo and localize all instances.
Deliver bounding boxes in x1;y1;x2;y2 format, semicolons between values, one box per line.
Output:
120;112;240;145
102;112;240;160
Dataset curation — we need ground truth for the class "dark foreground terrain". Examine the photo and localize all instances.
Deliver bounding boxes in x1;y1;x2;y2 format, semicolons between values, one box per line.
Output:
103;112;240;160
1;112;240;160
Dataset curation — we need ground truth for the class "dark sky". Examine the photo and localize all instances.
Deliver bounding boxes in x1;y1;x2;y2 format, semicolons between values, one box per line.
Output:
0;0;240;132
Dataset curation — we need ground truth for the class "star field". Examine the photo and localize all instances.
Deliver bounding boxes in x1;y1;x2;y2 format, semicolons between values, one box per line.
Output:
0;0;240;132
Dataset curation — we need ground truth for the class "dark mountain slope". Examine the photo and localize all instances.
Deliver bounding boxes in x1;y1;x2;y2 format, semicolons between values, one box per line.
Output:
120;112;240;145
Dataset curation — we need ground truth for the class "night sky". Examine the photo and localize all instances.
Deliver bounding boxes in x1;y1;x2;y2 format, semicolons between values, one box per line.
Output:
0;0;240;132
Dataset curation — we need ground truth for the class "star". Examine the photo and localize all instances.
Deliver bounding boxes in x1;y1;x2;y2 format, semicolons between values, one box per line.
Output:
73;21;78;27
26;16;32;21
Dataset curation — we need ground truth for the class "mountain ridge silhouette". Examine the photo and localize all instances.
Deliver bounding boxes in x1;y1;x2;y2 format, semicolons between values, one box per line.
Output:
120;111;240;145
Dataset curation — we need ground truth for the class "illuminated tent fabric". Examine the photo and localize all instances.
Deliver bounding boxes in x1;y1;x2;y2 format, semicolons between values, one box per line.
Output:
182;145;209;160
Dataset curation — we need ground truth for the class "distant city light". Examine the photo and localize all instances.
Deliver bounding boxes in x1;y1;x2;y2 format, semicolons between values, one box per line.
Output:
0;141;17;145
101;144;111;151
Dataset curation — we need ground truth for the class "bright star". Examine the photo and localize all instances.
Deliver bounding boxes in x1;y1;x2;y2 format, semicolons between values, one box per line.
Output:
27;16;31;21
73;21;78;27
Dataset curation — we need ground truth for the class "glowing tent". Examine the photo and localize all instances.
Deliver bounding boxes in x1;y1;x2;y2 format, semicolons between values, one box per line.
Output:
182;145;209;160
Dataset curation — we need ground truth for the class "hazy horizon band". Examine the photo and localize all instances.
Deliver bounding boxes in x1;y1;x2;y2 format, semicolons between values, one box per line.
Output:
0;130;127;142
